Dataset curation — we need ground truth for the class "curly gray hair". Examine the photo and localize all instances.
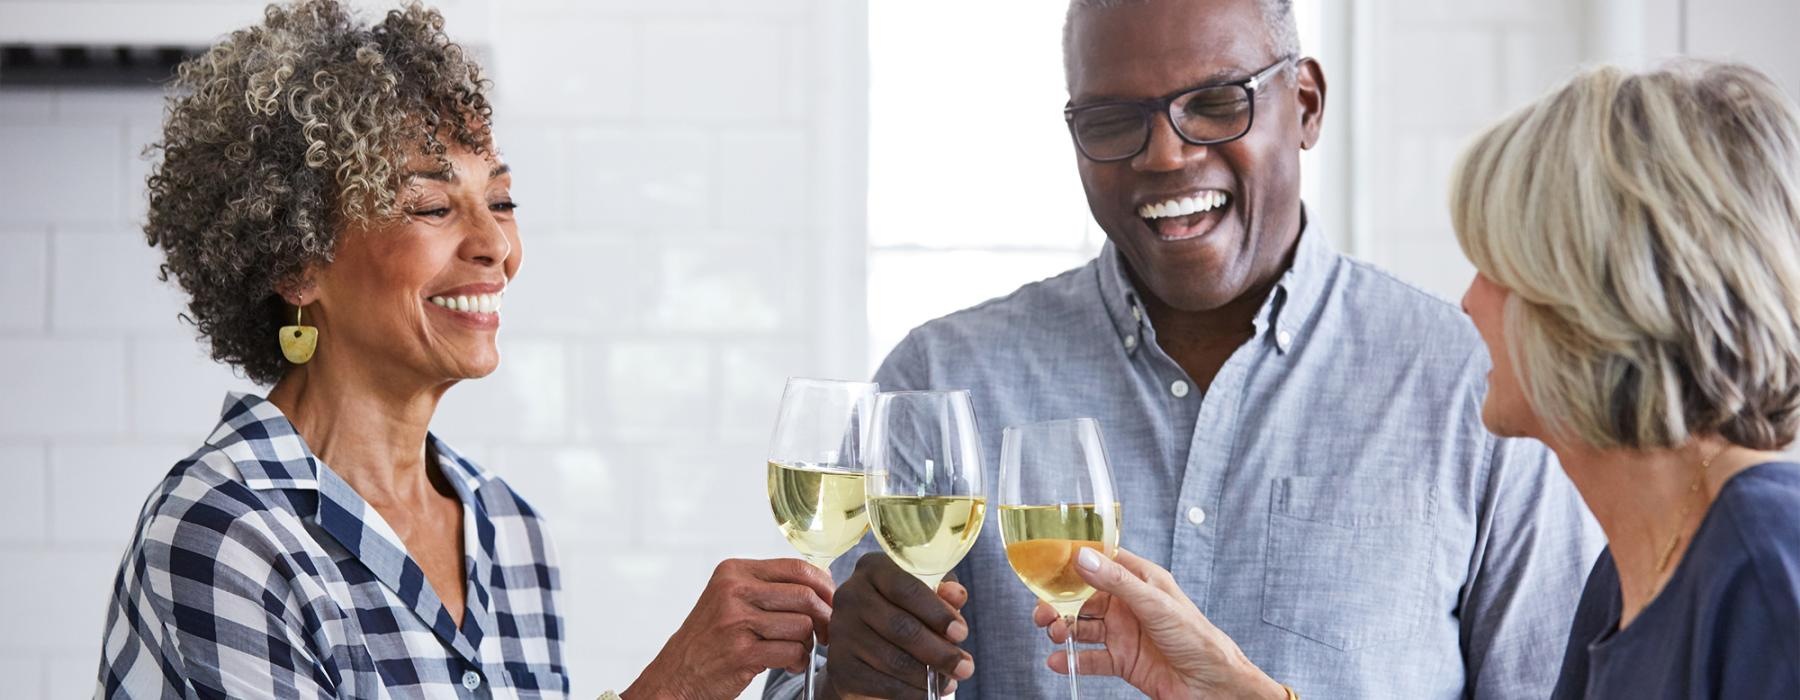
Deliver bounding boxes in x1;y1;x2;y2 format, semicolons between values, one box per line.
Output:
144;0;493;385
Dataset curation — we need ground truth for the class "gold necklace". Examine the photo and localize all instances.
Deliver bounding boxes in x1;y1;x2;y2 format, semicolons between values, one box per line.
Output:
1654;444;1731;575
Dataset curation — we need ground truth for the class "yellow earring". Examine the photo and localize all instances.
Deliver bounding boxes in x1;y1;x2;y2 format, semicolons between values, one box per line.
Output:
279;305;318;365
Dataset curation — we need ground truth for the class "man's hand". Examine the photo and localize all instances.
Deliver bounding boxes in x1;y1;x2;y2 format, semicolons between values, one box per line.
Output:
821;552;975;698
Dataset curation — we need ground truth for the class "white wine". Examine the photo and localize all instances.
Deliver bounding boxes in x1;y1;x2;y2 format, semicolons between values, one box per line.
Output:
768;461;869;569
1000;503;1120;617
868;495;988;588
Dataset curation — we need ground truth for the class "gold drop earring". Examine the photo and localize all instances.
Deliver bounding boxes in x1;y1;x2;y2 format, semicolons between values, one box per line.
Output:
279;304;318;365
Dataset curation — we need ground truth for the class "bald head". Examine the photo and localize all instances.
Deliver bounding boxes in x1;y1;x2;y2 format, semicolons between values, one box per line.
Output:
1063;0;1299;83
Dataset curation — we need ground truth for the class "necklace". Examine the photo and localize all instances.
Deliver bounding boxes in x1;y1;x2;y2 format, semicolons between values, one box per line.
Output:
1654;443;1731;575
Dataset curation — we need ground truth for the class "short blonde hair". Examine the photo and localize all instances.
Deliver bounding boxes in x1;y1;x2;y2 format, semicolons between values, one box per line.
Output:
1452;60;1800;451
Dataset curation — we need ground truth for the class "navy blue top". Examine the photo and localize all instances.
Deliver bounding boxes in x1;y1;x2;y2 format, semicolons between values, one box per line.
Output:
1552;461;1800;699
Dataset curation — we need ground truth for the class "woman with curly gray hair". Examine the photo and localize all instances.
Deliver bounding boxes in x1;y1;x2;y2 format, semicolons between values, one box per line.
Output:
98;2;834;698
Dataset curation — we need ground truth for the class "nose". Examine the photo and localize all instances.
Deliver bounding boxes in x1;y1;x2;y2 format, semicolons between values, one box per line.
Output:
1132;112;1205;172
463;207;512;267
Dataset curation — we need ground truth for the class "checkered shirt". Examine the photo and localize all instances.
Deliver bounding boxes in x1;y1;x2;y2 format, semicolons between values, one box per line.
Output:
97;393;568;699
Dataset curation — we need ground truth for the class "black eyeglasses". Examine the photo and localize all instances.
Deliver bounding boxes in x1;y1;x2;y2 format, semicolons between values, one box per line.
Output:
1064;55;1295;162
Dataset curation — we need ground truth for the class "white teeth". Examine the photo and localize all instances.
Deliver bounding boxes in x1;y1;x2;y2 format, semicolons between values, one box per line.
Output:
428;290;505;313
1138;191;1231;219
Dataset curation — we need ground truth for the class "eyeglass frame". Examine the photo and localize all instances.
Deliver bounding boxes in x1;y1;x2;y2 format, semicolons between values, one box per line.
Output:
1063;55;1297;163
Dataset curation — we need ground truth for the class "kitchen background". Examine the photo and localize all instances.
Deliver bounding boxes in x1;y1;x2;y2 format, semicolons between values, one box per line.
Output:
0;0;1794;697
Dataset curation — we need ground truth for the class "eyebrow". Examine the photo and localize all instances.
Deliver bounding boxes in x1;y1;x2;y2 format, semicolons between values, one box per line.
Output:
1072;66;1258;106
405;163;512;183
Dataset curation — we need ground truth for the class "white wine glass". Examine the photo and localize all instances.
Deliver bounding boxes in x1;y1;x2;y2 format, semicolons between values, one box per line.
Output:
767;377;879;699
865;389;987;700
998;417;1121;699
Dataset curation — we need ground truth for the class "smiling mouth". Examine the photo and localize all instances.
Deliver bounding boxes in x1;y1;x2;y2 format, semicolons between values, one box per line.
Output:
427;291;503;314
1137;190;1231;241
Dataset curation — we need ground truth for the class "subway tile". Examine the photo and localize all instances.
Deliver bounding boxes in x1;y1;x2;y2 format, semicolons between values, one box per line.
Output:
501;234;642;334
0;231;50;331
596;339;713;438
0;654;44;700
715;130;807;231
48;652;96;699
0;445;49;543
0;339;128;438
641;20;783;124
644;237;791;333
565;128;711;231
491;125;566;230
1377;29;1501;128
51;230;189;333
432;337;570;442
128;338;260;441
123;123;160;224
632;442;793;551
0;87;56;121
491;445;633;547
718;340;810;443
54;89;164;124
1501;27;1581;110
50;442;189;546
0;125;124;226
490;18;638;119
0;549;120;652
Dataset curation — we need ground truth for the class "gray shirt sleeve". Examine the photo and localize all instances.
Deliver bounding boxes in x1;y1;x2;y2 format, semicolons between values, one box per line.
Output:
1458;426;1603;698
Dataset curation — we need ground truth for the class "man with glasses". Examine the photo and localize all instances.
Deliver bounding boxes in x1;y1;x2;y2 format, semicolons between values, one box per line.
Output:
767;0;1599;697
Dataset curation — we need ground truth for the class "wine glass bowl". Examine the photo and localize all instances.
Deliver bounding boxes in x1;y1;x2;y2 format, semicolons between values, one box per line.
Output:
998;417;1121;699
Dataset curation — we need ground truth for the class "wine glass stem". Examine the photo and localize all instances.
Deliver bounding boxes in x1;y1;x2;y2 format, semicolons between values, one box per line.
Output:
926;666;941;700
804;630;818;699
803;559;832;699
1064;614;1080;699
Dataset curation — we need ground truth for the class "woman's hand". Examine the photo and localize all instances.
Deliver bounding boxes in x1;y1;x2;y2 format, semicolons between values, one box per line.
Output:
626;558;835;699
1032;548;1287;700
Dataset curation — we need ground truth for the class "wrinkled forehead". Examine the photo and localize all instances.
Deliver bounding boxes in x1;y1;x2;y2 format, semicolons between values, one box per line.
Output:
1065;0;1276;101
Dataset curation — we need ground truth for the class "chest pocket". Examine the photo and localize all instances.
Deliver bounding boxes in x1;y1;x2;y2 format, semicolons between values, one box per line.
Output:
1261;476;1439;650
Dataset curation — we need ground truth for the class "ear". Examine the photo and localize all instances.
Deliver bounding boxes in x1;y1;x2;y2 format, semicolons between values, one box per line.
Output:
274;270;320;307
1293;57;1327;151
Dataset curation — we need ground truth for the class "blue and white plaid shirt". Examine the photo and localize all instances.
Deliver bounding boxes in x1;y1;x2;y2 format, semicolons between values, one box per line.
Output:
97;393;568;699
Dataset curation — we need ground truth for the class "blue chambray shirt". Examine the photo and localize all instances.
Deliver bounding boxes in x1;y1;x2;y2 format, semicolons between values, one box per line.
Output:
769;224;1601;698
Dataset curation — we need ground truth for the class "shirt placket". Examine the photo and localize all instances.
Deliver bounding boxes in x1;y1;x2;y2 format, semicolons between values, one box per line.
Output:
1164;332;1261;609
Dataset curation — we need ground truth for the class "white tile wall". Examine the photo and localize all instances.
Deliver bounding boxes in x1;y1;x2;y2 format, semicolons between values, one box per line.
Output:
1359;0;1586;300
0;2;864;698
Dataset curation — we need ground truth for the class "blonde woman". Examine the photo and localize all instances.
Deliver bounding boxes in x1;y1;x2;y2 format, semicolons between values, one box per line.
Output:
1028;60;1800;699
1452;60;1800;697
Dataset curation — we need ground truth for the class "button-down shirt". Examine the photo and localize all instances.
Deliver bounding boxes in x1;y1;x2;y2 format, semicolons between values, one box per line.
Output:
98;393;568;699
768;226;1600;698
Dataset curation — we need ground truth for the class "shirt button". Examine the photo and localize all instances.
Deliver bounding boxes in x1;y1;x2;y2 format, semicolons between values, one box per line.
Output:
1276;329;1294;350
1170;380;1190;398
462;670;481;690
1187;506;1206;525
1123;334;1138;350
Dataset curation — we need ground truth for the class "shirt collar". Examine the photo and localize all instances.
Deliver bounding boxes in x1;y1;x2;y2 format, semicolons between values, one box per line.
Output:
205;391;498;661
1097;208;1334;355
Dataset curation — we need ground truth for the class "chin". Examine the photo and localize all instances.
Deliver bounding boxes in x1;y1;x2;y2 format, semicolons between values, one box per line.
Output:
1479;399;1537;441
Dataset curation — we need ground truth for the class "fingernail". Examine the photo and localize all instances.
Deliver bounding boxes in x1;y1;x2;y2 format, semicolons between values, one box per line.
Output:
947;620;969;642
954;658;974;679
945;680;960;694
1077;547;1102;572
